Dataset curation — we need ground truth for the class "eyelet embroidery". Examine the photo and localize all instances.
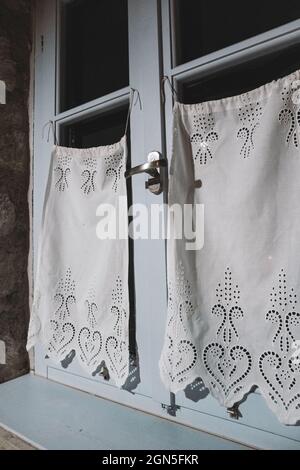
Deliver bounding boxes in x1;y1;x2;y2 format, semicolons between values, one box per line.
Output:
190;113;219;165
161;73;300;424
54;150;72;192
237;101;263;158
105;277;129;384
43;270;129;385
29;139;129;387
78;286;102;371
278;83;300;148
259;270;300;419
80;151;97;195
47;268;76;360
160;263;198;391
105;151;124;192
203;268;252;400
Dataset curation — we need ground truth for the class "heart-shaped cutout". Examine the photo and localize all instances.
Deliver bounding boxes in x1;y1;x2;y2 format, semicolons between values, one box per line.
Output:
78;326;102;368
203;342;252;398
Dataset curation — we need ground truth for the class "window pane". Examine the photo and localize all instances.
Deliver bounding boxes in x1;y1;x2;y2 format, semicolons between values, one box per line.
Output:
173;0;300;66
180;44;300;103
60;0;129;112
60;107;128;147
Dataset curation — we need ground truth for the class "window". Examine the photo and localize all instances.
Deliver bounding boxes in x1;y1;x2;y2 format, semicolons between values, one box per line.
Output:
180;43;300;103
60;107;128;147
173;0;300;66
59;0;129;111
34;0;300;448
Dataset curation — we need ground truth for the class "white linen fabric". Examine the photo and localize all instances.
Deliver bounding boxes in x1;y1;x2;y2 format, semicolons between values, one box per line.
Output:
27;136;129;387
159;69;300;424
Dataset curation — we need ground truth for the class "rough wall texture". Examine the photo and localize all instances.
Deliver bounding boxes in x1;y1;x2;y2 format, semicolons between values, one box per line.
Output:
0;0;31;382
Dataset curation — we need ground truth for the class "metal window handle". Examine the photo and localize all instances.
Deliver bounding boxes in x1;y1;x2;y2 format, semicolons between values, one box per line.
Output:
125;151;167;195
124;159;166;178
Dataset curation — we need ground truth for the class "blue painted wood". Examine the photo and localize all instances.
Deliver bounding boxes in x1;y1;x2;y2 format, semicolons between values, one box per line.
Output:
175;390;300;449
0;375;249;450
47;366;300;450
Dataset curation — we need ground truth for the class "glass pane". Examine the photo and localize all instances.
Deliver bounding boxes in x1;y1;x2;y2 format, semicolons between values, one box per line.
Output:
180;44;300;103
60;107;128;147
60;0;129;112
173;0;300;66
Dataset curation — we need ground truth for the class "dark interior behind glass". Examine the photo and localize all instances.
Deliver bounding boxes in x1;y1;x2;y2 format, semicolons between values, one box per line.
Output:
60;0;129;112
60;107;128;147
174;0;300;66
180;44;300;103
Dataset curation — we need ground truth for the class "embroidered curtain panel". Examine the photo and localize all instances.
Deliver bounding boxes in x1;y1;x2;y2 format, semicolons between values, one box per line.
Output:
160;70;300;425
27;137;129;387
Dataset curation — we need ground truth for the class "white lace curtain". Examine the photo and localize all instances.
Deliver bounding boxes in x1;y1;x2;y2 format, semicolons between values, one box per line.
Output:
27;137;129;387
159;69;300;425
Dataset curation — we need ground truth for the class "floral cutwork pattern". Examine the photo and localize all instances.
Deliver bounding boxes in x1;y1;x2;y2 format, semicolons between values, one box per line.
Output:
190;113;219;165
105;277;129;385
259;270;300;422
43;271;129;386
105;151;124;192
203;268;252;403
54;150;72;192
237;101;263;158
160;263;198;392
78;286;102;372
47;268;76;361
80;152;97;195
278;83;300;148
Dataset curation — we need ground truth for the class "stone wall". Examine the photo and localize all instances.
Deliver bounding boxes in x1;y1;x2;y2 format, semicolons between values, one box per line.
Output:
0;0;31;382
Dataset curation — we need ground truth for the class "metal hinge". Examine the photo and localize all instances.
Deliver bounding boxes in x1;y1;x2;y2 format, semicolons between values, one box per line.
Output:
161;393;180;417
